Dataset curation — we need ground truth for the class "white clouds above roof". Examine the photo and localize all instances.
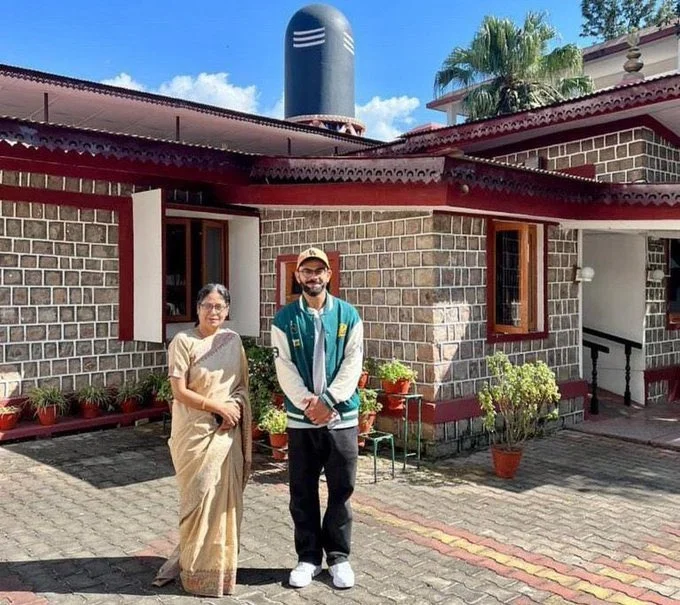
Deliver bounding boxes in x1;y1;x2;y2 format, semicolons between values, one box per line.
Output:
356;95;420;141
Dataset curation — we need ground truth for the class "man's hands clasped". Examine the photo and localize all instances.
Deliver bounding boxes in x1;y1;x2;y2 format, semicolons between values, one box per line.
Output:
302;396;334;425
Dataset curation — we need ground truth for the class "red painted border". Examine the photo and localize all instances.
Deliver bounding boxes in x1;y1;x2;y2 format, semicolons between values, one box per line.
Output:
0;184;134;340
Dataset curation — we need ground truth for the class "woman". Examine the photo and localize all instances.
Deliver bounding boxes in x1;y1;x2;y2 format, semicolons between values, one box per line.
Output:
154;283;252;597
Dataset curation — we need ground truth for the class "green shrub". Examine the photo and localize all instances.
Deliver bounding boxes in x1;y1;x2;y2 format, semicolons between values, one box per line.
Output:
377;359;417;383
358;388;381;414
257;406;287;435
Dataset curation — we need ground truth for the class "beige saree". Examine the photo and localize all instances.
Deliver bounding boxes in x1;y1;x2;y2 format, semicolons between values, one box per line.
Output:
154;328;252;597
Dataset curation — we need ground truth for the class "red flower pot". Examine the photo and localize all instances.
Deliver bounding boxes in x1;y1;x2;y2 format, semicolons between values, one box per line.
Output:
0;410;21;430
358;371;369;389
152;396;169;410
252;422;265;441
381;379;411;411
491;445;523;479
269;432;288;461
358;412;376;447
120;399;138;414
81;402;101;419
37;405;59;426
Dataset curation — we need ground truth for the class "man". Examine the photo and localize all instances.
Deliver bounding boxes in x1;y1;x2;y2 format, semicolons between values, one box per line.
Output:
272;247;363;589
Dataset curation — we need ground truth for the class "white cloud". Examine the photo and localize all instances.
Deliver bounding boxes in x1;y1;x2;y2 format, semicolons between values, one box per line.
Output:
264;94;285;120
101;72;146;91
101;71;258;113
356;95;421;141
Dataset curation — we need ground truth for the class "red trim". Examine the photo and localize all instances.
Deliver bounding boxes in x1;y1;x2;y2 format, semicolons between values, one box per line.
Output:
643;364;680;406
0;184;135;341
384;379;589;424
478;116;680;159
559;165;597;179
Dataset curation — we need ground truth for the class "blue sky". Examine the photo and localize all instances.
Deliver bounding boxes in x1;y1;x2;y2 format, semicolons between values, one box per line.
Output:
3;1;590;140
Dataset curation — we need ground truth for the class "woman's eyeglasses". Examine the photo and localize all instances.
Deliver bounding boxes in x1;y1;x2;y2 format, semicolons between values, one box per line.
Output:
199;303;228;313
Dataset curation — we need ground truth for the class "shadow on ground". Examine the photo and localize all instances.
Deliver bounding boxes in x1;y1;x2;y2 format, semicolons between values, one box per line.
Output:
1;557;289;597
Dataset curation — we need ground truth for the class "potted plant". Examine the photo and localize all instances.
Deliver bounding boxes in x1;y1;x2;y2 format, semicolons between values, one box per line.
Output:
258;406;288;461
154;378;174;410
359;357;377;389
116;381;143;414
358;388;381;446
0;405;22;431
378;359;417;411
75;384;111;419
142;373;170;408
244;338;281;434
478;352;560;479
28;386;68;426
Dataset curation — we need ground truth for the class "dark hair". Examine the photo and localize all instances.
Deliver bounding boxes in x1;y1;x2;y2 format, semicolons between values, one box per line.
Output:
196;283;231;307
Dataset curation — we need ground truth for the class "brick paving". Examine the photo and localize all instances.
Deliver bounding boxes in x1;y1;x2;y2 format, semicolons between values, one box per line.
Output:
1;425;680;604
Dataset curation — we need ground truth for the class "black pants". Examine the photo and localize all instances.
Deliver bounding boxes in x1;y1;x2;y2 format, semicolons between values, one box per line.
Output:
287;426;358;566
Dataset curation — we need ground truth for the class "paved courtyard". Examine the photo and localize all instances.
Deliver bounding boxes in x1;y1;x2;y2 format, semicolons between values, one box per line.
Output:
1;423;680;605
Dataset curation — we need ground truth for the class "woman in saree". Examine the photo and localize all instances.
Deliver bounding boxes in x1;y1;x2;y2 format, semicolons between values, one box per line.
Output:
154;283;252;597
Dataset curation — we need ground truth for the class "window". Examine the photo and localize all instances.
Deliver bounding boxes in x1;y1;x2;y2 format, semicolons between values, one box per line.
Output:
487;220;545;339
668;239;680;327
165;218;228;322
275;251;341;308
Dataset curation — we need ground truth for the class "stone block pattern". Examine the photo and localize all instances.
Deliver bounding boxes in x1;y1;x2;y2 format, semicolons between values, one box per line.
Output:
0;172;166;400
259;209;580;404
494;127;653;183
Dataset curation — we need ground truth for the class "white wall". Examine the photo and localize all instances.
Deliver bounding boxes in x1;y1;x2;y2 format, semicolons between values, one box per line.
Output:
226;216;260;337
582;233;646;403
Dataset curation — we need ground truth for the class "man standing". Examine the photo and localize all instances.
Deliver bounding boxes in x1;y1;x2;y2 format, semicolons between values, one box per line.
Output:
272;247;363;589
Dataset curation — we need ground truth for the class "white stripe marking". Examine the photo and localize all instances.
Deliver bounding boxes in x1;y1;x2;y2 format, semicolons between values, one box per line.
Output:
343;43;354;54
293;26;325;35
293;39;326;48
293;32;325;42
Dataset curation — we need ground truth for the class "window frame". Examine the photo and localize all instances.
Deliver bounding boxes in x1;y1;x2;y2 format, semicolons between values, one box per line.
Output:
486;219;548;343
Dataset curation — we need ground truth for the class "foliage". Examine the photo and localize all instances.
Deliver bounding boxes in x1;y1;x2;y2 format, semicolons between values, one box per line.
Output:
76;384;111;409
243;338;280;423
434;12;593;121
363;357;378;376
155;378;174;404
0;406;21;415
141;372;167;398
257;406;287;434
581;0;677;41
27;386;68;414
377;359;417;384
478;352;560;451
115;381;143;404
358;388;382;414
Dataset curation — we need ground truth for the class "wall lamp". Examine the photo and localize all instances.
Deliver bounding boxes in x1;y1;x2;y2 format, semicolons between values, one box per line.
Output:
647;268;665;282
572;265;595;283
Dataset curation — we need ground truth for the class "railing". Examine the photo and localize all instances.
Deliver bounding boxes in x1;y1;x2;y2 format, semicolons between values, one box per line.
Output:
582;327;642;414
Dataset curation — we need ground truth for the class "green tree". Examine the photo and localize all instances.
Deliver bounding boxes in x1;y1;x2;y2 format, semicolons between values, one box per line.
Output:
434;12;593;121
581;0;679;41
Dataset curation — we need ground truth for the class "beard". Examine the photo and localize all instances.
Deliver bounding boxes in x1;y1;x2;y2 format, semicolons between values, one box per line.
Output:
301;281;326;297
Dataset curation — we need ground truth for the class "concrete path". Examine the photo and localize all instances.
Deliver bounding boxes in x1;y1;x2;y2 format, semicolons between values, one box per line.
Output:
2;424;680;604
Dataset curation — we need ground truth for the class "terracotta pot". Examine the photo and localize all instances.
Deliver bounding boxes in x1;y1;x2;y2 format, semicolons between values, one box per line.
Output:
272;393;285;409
252;422;265;440
0;411;21;431
37;405;58;426
81;402;101;419
382;379;411;411
358;411;376;447
491;445;523;479
120;399;138;414
269;432;288;461
358;371;369;389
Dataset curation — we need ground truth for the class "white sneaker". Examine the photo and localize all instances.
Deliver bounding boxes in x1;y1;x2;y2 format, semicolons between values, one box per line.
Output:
289;562;322;588
329;561;355;589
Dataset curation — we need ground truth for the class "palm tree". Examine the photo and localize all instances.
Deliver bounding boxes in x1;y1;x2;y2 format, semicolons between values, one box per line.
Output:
434;12;593;121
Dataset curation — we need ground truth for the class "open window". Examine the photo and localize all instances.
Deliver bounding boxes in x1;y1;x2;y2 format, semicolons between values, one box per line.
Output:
165;218;229;323
667;239;680;328
487;220;546;341
275;251;341;308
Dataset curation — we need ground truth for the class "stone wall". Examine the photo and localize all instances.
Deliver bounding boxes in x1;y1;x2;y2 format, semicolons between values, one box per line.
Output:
0;172;166;400
259;209;581;404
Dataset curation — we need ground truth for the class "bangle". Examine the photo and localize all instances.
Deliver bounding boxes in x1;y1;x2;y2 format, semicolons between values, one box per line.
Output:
200;398;206;411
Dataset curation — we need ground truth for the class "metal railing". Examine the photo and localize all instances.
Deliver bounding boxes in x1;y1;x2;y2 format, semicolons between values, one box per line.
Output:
582;327;642;414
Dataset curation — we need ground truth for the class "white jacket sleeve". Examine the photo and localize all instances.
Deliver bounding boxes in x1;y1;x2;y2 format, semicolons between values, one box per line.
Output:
320;319;364;408
271;324;314;410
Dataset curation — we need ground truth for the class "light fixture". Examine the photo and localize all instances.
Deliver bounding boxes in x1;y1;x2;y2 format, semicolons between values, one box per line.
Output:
647;268;665;282
573;265;595;283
